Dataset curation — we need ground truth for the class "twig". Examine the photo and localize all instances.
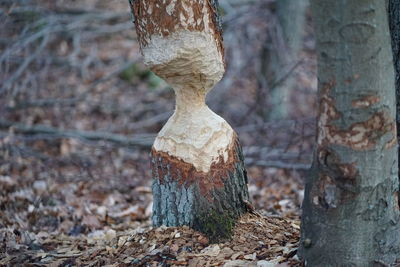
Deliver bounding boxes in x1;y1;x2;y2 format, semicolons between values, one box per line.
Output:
270;60;303;89
5;98;81;111
5;59;140;111
129;111;172;130
1;33;49;93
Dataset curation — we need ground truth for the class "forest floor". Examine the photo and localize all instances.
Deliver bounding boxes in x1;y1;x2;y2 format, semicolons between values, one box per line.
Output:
1;0;317;266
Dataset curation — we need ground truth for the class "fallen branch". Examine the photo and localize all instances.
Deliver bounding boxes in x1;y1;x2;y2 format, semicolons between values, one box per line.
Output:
129;111;172;130
245;158;311;170
0;120;155;148
236;117;315;133
0;120;312;169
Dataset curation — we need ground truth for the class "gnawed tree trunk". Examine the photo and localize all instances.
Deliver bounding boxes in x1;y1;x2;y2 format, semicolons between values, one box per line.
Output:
129;0;250;242
299;0;400;265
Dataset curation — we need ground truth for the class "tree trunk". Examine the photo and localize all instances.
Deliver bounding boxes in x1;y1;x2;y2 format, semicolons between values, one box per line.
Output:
389;0;400;207
264;0;307;120
129;0;250;242
299;1;400;266
389;1;400;98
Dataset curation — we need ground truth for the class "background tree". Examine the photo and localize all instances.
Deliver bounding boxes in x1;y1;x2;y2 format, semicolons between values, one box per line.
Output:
262;0;307;120
299;0;400;265
129;0;250;242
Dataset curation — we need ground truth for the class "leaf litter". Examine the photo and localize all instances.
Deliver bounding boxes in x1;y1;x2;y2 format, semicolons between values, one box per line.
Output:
0;0;315;266
1;212;301;266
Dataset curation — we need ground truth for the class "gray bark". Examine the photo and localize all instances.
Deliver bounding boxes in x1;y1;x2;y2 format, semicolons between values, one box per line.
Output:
151;139;250;243
299;1;400;266
389;1;400;96
264;0;307;120
389;0;400;201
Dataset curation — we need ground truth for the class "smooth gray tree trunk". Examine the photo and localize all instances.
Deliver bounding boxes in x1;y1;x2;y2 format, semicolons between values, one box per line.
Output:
264;0;307;120
389;0;400;198
299;1;400;266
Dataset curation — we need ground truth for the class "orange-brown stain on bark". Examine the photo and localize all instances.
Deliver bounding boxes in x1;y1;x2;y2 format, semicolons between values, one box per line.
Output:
151;135;242;201
385;123;397;149
318;80;396;151
326;111;395;150
351;95;380;108
131;0;224;60
312;148;359;209
313;79;397;209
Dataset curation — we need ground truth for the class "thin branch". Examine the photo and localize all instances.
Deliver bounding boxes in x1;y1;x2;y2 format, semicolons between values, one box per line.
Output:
0;120;312;170
236;117;314;133
0;120;155;148
245;158;311;170
1;33;49;93
5;59;140;111
129;111;172;130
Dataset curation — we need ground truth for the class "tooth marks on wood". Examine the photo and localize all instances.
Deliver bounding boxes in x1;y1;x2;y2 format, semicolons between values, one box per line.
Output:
130;0;249;242
131;0;224;58
151;134;244;201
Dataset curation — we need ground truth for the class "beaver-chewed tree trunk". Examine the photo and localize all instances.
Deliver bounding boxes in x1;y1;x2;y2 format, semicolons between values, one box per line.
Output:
129;0;250;242
299;1;400;265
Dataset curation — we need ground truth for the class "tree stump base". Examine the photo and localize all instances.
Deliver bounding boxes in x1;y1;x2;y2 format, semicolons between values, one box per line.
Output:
151;134;249;242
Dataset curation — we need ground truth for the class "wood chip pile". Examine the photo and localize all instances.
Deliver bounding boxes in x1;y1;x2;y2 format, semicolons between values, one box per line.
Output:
1;213;302;266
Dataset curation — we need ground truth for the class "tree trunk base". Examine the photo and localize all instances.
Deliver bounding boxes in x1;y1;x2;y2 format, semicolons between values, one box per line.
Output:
151;135;250;243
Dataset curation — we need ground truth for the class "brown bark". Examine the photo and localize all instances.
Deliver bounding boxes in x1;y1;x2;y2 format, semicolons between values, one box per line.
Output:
130;0;224;59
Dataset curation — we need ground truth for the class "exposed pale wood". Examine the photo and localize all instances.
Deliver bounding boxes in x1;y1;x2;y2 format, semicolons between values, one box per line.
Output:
130;0;250;241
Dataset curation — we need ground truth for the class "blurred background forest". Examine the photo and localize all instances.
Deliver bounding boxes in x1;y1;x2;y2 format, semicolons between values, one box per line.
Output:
1;0;316;265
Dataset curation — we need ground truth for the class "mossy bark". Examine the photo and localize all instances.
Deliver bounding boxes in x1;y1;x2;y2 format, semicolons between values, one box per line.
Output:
299;1;400;266
151;138;250;243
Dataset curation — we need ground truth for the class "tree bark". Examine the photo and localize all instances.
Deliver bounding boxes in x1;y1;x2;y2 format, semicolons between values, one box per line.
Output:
264;0;307;120
389;1;400;101
299;1;400;266
129;0;250;242
388;0;400;207
151;135;249;242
